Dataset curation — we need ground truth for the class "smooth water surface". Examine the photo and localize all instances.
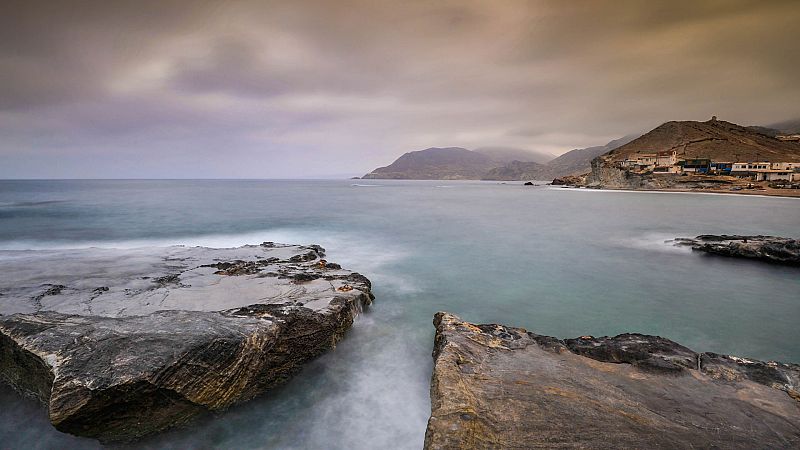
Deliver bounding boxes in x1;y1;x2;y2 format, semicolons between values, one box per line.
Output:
1;180;798;449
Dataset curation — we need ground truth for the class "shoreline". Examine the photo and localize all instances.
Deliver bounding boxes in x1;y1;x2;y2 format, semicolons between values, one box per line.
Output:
551;185;800;199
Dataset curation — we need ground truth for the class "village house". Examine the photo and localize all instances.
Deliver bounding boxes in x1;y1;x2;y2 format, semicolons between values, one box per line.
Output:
619;153;799;182
621;150;678;173
730;162;800;181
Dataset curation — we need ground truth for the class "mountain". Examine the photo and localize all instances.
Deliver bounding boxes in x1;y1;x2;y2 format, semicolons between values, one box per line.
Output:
481;161;556;181
603;119;800;163
361;147;497;179
544;134;639;176
474;146;555;164
362;136;640;181
764;118;800;135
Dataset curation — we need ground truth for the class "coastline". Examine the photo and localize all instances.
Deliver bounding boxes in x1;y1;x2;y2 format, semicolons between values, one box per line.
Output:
551;185;800;199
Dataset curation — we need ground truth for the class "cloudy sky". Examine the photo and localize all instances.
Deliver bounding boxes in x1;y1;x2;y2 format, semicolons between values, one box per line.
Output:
1;0;798;178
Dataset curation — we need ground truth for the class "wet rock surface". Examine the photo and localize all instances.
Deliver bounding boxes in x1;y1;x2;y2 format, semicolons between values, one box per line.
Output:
0;243;372;442
673;235;800;266
425;312;800;449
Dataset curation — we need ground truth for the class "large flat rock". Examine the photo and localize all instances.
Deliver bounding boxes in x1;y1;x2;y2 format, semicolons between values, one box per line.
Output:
425;312;800;449
0;243;373;442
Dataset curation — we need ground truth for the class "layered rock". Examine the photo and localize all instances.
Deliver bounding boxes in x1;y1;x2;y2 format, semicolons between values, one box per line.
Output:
425;312;800;449
0;243;373;442
673;235;800;266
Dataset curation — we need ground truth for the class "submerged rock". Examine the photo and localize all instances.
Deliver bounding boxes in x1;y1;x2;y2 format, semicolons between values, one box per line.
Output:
425;312;800;449
673;234;800;266
0;243;373;442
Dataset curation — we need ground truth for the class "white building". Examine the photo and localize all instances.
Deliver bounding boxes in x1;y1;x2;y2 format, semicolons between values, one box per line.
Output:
731;162;800;181
622;151;678;173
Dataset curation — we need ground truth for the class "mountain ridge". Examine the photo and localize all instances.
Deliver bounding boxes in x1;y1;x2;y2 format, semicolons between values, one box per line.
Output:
362;137;635;181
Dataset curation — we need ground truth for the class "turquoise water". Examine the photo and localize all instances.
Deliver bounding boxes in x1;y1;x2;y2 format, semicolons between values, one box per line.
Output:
1;179;799;449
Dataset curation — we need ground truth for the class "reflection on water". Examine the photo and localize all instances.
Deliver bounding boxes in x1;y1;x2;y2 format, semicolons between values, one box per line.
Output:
0;180;798;449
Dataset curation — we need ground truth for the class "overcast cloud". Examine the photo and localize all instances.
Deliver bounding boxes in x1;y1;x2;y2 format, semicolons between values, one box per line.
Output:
1;0;798;178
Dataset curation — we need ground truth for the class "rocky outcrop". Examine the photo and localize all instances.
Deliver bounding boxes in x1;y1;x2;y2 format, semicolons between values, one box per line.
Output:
673;235;800;266
550;174;585;186
425;312;800;449
0;243;372;442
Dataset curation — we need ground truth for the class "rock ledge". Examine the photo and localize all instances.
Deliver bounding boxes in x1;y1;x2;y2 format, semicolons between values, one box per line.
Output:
673;235;800;266
425;312;800;449
0;243;372;442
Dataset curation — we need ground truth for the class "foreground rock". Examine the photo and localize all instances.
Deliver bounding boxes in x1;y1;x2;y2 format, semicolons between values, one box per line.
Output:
0;243;372;442
425;312;800;449
673;235;800;266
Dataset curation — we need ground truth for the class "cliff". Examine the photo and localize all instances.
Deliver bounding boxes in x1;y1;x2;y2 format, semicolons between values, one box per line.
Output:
0;243;372;442
425;312;800;449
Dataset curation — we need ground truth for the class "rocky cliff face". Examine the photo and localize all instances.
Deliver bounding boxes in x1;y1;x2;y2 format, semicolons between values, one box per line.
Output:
425;312;800;449
0;243;372;442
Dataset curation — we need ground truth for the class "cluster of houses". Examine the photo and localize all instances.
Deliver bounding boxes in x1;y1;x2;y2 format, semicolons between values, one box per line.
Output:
620;150;800;182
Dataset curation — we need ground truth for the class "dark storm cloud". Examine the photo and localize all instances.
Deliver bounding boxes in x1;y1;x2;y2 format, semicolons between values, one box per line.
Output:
1;0;798;178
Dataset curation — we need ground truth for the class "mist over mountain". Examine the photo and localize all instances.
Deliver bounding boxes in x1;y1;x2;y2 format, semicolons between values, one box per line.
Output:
362;116;800;182
361;147;498;180
764;119;800;135
473;147;555;164
362;136;639;181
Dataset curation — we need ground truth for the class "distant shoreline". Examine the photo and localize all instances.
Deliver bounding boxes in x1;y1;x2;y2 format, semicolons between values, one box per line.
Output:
551;185;800;199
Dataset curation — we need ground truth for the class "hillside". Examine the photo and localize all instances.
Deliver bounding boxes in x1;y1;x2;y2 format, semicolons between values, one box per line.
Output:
361;147;497;179
604;119;800;163
474;146;554;164
545;134;639;176
765;118;800;135
481;161;556;181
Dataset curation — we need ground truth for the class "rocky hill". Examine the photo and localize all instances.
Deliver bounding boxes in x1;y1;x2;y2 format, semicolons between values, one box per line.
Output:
585;118;800;191
603;118;800;163
361;147;498;180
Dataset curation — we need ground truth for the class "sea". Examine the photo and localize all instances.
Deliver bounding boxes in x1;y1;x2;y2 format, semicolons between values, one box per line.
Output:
0;179;798;449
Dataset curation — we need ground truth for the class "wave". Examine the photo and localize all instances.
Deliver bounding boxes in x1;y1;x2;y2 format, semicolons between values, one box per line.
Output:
0;227;419;294
612;232;693;255
0;200;67;208
350;183;383;187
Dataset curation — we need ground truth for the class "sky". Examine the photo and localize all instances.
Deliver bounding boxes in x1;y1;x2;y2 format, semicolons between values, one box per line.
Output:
1;0;799;179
